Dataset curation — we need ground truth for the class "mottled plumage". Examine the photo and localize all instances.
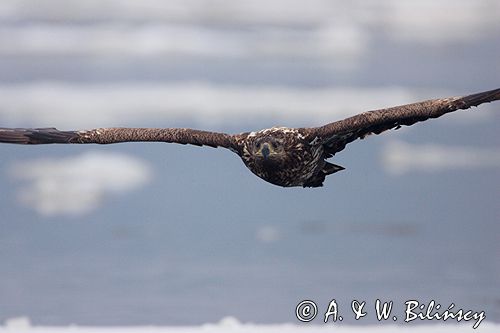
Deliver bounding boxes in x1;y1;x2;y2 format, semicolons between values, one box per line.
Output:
1;88;499;187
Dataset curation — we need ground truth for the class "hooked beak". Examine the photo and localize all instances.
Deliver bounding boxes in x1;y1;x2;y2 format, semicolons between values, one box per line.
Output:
261;143;271;159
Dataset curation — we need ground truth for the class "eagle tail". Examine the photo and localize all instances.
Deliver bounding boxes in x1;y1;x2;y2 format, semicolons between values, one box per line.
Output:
303;162;345;188
0;128;79;144
323;162;345;175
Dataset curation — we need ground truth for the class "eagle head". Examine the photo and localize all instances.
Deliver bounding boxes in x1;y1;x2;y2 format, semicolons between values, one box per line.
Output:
238;127;328;187
251;137;287;163
238;127;314;187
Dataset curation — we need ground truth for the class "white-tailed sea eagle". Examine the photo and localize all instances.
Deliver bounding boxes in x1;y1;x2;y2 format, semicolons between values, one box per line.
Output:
1;88;499;187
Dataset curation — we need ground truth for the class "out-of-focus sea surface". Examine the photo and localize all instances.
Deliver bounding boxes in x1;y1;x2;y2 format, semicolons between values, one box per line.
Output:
0;0;499;326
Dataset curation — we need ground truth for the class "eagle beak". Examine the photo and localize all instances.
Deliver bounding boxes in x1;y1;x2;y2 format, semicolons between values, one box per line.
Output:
261;143;271;159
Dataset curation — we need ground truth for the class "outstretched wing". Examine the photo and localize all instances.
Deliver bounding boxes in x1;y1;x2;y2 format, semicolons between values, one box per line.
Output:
0;127;238;150
305;88;500;156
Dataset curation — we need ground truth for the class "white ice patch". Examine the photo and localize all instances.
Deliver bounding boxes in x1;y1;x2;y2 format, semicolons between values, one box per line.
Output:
376;0;499;44
0;23;366;67
0;83;435;128
0;0;496;50
1;316;499;332
256;225;281;244
8;151;152;216
382;141;500;175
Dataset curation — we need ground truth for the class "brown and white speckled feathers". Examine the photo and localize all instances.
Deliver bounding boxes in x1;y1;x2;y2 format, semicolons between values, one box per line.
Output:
1;88;499;187
235;127;343;187
0;127;237;149
305;88;500;157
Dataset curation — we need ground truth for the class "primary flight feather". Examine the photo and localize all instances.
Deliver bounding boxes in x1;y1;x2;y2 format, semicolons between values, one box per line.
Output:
1;88;499;187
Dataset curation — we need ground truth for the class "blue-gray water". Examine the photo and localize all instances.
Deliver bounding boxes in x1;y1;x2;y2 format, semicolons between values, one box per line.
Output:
0;0;499;326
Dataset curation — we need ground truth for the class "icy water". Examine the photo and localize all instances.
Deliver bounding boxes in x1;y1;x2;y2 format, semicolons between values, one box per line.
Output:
0;0;499;326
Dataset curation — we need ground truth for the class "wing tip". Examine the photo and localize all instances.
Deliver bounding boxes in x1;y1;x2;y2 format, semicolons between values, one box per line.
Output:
0;128;31;144
458;87;500;109
0;127;78;144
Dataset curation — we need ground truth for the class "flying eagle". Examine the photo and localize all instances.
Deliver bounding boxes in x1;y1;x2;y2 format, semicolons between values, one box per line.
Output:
1;88;499;187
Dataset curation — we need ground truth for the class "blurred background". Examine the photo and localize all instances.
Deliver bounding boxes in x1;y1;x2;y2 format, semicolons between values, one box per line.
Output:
0;0;499;326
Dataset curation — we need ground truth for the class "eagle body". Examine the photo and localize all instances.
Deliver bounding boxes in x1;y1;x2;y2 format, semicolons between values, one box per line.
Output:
1;88;499;188
237;127;341;187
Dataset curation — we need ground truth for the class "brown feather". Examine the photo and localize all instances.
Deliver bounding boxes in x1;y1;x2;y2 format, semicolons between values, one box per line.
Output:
0;127;237;150
306;88;500;155
1;88;499;187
